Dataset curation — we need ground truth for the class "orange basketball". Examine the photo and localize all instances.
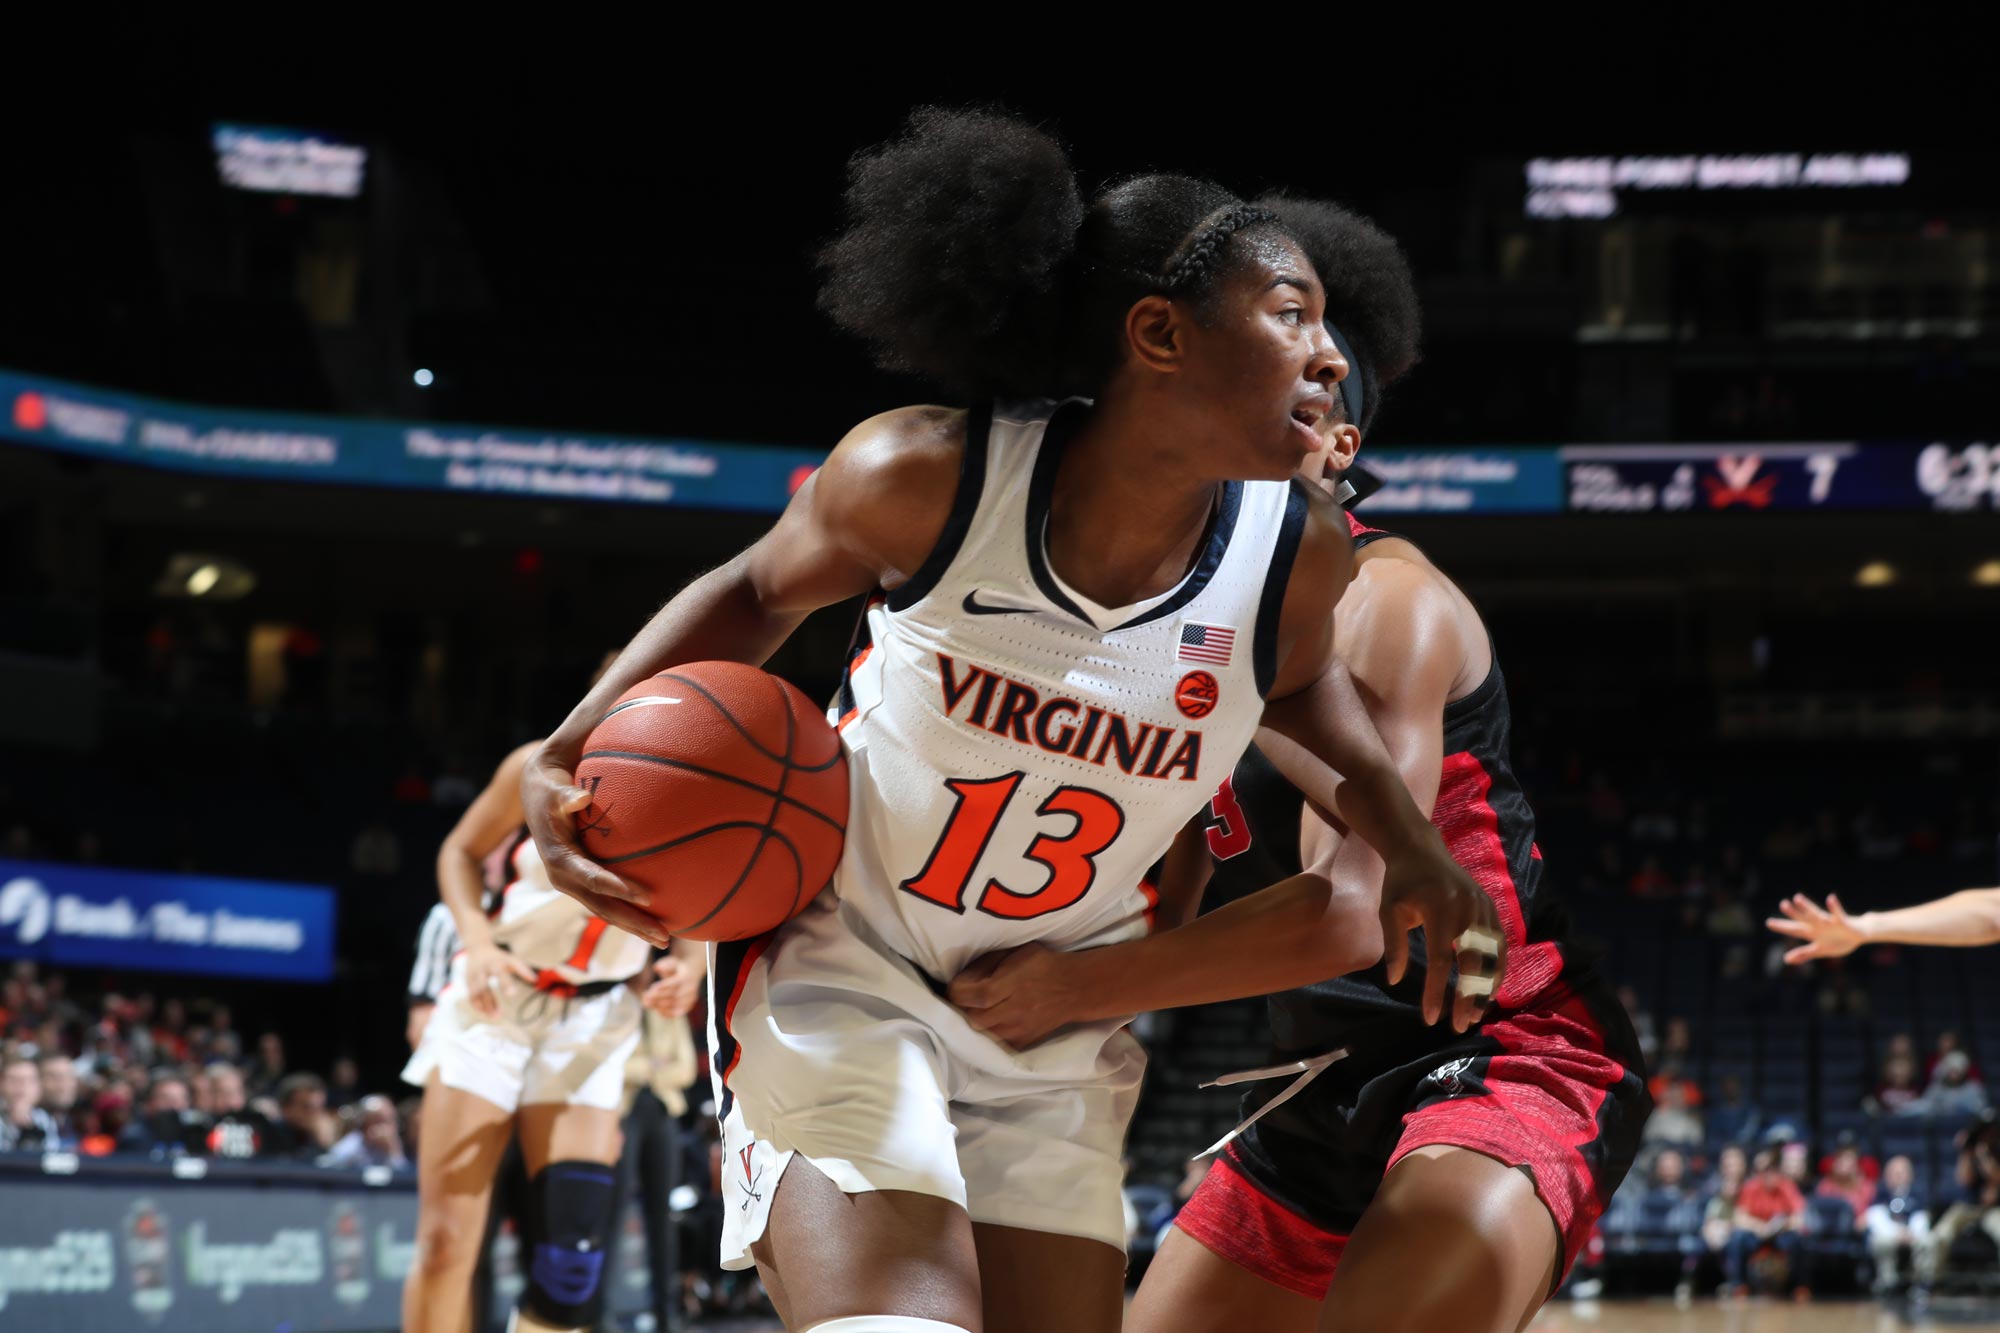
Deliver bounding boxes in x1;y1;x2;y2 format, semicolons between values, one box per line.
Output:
572;661;848;941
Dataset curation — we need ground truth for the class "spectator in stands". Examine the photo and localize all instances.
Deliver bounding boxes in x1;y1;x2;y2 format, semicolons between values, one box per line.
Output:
120;1073;194;1155
1649;1058;1703;1108
1660;1016;1693;1067
1617;985;1659;1068
151;998;191;1064
1873;1051;1926;1115
327;1055;362;1110
1701;1146;1750;1255
37;1053;82;1141
271;1072;331;1157
1920;1051;1991;1119
1919;1114;2000;1286
1643;1081;1705;1151
1814;1137;1875;1229
87;1085;133;1154
0;1055;62;1151
319;1094;409;1170
249;1031;288;1093
1865;1154;1929;1293
1725;1148;1809;1299
1648;1147;1697;1200
1707;1074;1761;1147
191;1061;275;1158
1927;1031;1982;1084
1780;1140;1813;1192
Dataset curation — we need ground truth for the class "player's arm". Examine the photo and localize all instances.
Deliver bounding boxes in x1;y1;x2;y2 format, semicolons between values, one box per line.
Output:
439;741;543;1015
951;558;1475;1044
1148;817;1216;932
523;407;965;942
1256;492;1503;1024
639;935;708;1018
1768;886;2000;962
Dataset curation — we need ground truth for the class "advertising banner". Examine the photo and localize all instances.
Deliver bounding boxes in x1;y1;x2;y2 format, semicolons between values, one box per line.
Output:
1560;441;2000;514
0;859;336;983
1;367;824;514
1355;447;1565;514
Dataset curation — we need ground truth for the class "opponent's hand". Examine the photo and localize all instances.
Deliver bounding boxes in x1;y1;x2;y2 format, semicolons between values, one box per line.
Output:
641;954;701;1019
949;942;1080;1049
522;742;671;948
1767;893;1865;964
463;944;537;1018
1378;834;1504;1032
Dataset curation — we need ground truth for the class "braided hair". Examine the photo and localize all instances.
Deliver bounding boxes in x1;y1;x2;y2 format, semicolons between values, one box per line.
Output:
818;108;1294;400
1256;194;1421;435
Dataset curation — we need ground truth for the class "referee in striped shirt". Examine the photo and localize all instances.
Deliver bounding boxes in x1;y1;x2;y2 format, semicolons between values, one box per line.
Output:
406;900;459;1050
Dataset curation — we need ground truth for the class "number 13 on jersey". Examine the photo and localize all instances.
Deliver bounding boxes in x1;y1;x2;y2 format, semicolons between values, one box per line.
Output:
900;773;1126;920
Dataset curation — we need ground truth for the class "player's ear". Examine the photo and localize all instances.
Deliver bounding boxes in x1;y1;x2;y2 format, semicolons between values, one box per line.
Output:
1125;295;1184;374
1322;424;1361;471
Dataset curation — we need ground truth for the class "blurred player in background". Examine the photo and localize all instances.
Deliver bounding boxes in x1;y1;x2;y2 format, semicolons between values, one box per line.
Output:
1769;885;2000;960
953;199;1649;1333
402;737;698;1333
408;898;459;1051
525;109;1496;1333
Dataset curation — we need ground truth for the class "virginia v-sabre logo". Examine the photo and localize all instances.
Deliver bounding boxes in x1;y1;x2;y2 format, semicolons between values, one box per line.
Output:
0;878;51;944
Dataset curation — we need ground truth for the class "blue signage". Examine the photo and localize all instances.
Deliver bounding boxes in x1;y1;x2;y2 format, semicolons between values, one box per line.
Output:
0;367;824;514
1560;441;2000;514
1359;447;1566;514
0;860;335;983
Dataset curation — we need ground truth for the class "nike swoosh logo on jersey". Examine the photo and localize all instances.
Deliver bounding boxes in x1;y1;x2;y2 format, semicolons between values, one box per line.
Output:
962;590;1035;616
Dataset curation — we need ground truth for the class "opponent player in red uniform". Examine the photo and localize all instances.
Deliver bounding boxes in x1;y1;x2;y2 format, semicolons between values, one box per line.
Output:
949;199;1649;1333
521;112;1499;1333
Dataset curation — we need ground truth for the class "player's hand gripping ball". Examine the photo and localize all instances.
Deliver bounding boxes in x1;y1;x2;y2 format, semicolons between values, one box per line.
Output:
573;661;849;941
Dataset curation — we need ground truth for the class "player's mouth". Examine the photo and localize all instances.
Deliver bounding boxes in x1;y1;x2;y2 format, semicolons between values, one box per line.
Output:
1289;393;1334;446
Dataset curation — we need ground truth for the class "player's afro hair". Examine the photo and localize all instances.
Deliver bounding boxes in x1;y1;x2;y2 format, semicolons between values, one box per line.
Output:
818;107;1296;401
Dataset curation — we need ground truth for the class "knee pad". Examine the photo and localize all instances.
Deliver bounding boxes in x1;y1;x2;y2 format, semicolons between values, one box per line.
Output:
518;1159;619;1330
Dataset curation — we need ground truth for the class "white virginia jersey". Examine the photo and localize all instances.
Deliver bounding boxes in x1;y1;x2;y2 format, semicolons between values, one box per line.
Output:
484;828;651;986
829;399;1310;982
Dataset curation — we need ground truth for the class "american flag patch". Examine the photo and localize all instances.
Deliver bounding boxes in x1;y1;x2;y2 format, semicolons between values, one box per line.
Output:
1177;622;1236;666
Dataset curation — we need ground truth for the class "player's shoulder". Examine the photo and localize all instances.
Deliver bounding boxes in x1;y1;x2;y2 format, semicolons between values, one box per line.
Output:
811;406;970;589
820;405;967;501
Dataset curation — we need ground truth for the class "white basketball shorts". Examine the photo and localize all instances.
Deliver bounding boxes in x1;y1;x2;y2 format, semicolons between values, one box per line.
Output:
707;893;1144;1270
402;954;641;1113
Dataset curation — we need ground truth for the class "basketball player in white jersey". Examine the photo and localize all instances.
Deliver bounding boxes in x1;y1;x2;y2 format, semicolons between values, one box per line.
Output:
402;740;703;1333
524;110;1500;1333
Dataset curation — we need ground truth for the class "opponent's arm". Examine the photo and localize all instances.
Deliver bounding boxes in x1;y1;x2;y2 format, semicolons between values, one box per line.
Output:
1257;495;1503;1023
439;741;542;1016
523;407;964;942
950;558;1476;1043
1148;817;1216;932
1768;886;2000;962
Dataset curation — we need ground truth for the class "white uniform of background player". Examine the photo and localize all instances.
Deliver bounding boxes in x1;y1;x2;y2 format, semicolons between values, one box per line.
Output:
406;828;652;1111
710;400;1308;1267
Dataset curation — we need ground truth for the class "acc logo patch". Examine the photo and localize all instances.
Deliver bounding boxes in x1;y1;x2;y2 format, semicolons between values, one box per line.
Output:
1175;670;1219;720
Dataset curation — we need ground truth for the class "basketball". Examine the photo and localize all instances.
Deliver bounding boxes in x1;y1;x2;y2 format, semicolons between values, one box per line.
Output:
572;661;849;941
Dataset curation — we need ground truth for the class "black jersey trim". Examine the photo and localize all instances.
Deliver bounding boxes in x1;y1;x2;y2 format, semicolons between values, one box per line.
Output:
1350;526;1405;550
884;404;992;613
1024;400;1243;633
1112;482;1241;631
1442;654;1505;726
1252;479;1312;697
